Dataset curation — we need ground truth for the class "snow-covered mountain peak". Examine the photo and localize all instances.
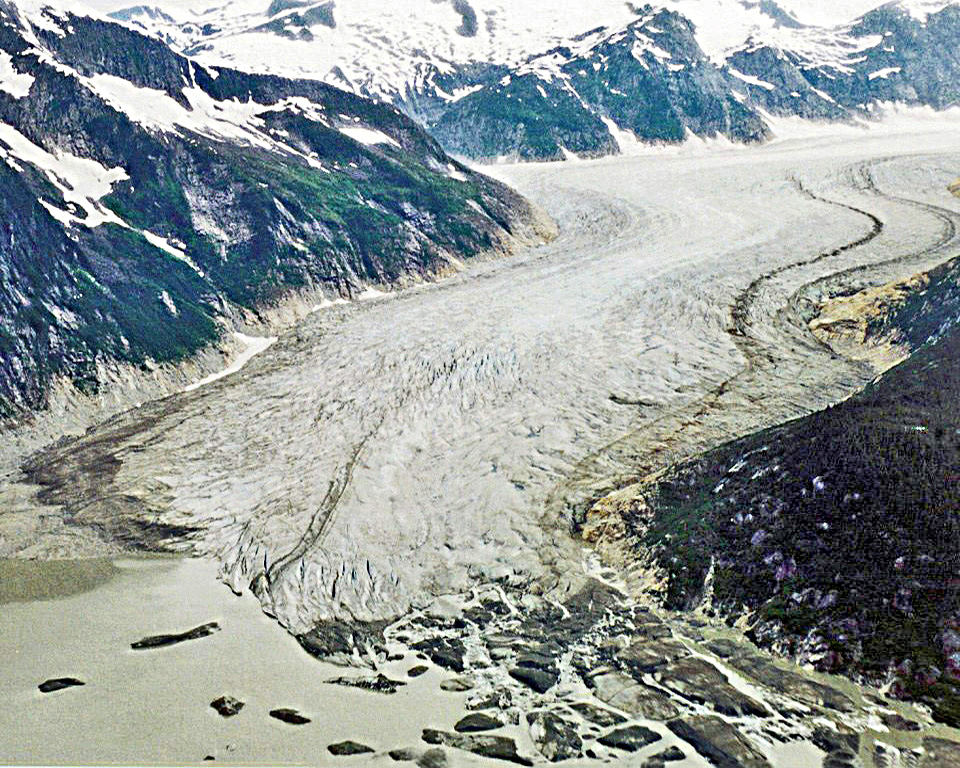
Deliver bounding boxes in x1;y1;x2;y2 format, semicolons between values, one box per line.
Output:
877;0;958;20
104;0;822;85
0;0;545;416
41;0;960;163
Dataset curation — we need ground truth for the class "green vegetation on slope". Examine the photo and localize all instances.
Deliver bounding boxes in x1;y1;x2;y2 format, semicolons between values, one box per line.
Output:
0;4;543;418
638;257;960;725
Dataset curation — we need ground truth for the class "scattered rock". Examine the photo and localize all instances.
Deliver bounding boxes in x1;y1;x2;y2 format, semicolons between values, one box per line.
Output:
667;716;772;768
823;754;857;768
509;666;557;693
463;607;495;627
407;665;429;678
422;729;533;766
657;657;769;717
618;637;690;673
485;633;521;650
417;748;448;767
210;696;244;718
327;674;406;694
269;708;311;725
411;638;466;673
328;741;375;756
516;650;556;670
705;639;742;659
440;677;474;692
203;756;215;761
634;617;674;641
467;689;512;710
881;712;922;731
561;582;626;632
38;677;85;693
811;727;859;768
298;619;390;665
390;746;448;766
588;672;680;720
568;702;626;727
725;653;855;713
131;622;220;650
874;742;918;768
643;745;686;766
527;711;582;762
455;712;502;732
597;724;662;752
920;738;960;767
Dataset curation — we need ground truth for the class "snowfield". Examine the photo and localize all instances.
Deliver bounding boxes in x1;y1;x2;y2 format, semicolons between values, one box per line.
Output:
3;130;960;637
77;0;927;99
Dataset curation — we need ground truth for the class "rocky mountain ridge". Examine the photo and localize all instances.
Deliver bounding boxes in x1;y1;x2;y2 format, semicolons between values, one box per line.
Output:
103;0;960;159
0;0;550;423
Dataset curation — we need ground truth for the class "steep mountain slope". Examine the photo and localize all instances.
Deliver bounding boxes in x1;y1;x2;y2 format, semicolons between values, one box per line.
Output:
102;0;794;157
729;1;960;119
427;9;769;160
0;1;548;421
100;0;644;94
102;0;960;159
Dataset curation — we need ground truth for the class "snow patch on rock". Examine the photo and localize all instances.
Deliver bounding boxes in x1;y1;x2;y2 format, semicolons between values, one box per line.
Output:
338;126;400;147
0;120;128;227
0;51;34;99
184;332;278;392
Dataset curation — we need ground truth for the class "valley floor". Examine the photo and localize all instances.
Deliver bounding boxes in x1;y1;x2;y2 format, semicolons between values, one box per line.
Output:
0;552;911;767
2;128;960;766
0;557;504;765
5;129;960;627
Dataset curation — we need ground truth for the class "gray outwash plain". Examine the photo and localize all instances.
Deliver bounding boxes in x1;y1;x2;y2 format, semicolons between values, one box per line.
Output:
3;131;960;632
2;131;960;765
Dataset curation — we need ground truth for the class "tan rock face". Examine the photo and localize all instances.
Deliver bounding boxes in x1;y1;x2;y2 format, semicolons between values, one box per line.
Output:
808;271;929;371
950;178;960;198
581;487;646;544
